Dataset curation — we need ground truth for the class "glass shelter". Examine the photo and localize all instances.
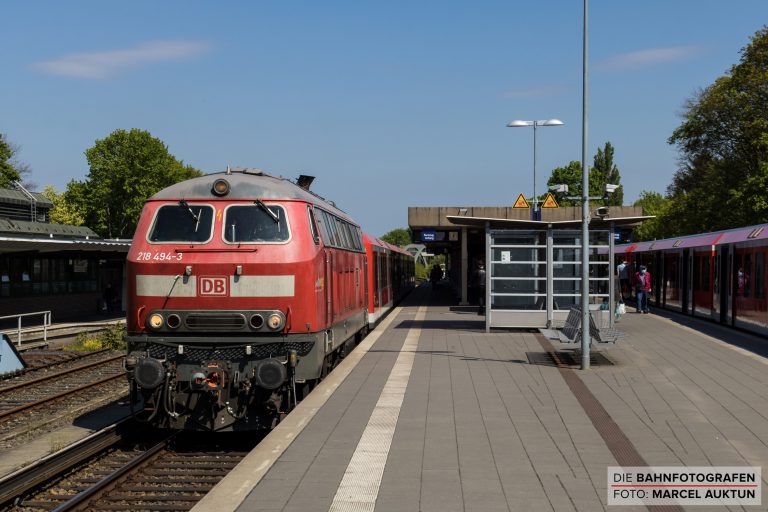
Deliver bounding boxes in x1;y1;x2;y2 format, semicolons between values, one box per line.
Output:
486;227;613;330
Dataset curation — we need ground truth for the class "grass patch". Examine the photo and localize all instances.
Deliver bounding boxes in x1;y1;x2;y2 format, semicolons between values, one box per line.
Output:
67;322;127;352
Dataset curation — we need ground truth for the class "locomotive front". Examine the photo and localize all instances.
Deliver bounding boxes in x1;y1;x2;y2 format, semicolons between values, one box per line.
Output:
124;170;325;431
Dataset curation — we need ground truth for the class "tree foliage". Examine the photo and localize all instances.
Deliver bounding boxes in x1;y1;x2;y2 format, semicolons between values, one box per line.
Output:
590;142;623;206
41;185;85;226
0;133;25;188
67;129;202;238
545;142;624;206
546;161;582;206
380;227;412;247
666;26;768;234
632;190;671;241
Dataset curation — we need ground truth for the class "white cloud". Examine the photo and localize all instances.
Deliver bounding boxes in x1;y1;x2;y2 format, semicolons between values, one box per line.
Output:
31;40;213;79
501;85;568;98
596;46;704;71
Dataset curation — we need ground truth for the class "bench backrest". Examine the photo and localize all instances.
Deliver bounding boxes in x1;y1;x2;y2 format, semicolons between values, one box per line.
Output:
562;306;582;340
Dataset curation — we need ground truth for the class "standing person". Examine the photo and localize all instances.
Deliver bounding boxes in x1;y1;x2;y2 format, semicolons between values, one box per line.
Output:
634;265;652;314
103;283;117;313
473;261;486;315
617;259;630;301
430;264;442;287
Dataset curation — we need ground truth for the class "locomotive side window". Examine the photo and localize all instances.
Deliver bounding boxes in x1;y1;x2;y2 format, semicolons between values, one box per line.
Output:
312;207;363;252
223;204;290;243
148;203;214;243
324;211;340;246
336;218;349;249
314;209;330;245
307;207;320;245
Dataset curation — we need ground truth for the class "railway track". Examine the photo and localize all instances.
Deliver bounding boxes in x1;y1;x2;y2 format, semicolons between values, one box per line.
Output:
0;356;124;418
0;352;122;391
0;355;127;447
0;421;259;511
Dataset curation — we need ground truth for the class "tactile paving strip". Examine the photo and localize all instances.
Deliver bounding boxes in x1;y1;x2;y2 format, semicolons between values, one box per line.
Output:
536;334;683;512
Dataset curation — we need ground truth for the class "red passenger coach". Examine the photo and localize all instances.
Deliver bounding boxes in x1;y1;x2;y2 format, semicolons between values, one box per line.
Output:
364;235;415;326
125;169;412;431
616;223;768;336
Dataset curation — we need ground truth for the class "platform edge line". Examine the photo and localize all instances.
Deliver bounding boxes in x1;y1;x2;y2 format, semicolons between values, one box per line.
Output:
190;306;406;512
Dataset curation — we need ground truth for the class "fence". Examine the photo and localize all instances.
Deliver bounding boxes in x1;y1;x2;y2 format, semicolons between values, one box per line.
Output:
0;311;52;347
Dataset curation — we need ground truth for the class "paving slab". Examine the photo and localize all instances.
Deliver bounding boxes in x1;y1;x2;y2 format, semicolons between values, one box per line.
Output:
195;286;768;512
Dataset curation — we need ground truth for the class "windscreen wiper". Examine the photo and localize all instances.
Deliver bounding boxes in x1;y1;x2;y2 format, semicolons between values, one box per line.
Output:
255;199;280;224
179;200;200;222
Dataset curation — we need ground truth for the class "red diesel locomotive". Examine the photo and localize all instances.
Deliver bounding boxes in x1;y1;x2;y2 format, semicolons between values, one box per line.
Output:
125;168;413;431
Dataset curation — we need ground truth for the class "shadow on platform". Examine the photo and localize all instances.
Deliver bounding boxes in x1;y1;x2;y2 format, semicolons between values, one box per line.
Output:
646;307;768;359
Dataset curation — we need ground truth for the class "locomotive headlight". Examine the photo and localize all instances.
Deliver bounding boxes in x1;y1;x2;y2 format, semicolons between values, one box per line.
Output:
267;313;284;330
148;313;164;330
212;179;230;196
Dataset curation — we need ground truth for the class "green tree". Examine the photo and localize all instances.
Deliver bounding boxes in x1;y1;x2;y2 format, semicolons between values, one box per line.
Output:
380;227;412;247
41;185;85;225
632;190;671;241
546;161;582;206
0;133;24;188
69;128;202;238
590;142;623;206
545;143;624;207
667;26;768;233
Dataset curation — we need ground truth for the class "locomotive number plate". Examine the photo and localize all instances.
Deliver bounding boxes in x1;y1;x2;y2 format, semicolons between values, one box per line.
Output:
136;251;182;261
199;276;228;296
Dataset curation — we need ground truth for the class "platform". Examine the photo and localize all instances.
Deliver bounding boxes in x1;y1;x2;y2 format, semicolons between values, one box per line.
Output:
195;286;768;512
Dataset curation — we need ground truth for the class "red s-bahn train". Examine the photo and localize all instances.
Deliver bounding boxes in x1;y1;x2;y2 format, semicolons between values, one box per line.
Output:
124;169;413;431
616;223;768;335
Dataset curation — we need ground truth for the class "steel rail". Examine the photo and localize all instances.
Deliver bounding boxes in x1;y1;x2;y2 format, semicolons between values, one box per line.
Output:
15;347;111;371
0;419;128;508
51;434;175;512
0;372;125;421
0;353;123;393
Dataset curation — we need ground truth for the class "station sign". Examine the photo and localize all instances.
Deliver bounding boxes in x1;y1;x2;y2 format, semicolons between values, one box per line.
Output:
421;229;437;242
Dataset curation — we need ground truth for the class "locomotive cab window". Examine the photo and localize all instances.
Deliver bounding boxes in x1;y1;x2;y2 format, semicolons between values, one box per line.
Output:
148;203;215;243
223;203;290;243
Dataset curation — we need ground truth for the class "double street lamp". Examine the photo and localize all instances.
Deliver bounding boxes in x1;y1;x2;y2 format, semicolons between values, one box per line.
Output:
506;119;564;216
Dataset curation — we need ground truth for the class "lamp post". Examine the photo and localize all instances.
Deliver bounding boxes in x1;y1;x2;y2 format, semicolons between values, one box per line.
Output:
507;119;564;218
581;0;590;370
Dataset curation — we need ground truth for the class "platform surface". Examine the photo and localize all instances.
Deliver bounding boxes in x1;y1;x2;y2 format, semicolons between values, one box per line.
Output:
196;286;768;512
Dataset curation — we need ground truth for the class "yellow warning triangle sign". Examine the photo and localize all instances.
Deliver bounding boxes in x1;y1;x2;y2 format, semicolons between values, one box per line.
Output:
541;192;559;208
513;193;530;208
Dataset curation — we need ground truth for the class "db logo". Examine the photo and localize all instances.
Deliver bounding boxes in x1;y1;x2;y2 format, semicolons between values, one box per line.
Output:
199;277;228;296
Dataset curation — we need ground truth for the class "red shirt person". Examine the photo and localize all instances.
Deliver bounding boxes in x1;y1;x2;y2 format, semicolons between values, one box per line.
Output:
634;266;652;313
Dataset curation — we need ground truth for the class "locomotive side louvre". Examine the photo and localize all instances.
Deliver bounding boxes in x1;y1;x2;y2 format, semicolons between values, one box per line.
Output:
125;171;374;431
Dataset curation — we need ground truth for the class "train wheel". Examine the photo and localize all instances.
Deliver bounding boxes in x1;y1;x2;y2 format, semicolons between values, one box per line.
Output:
297;381;315;401
320;354;331;379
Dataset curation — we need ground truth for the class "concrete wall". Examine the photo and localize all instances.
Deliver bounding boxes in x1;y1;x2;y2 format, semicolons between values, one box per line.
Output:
408;206;644;228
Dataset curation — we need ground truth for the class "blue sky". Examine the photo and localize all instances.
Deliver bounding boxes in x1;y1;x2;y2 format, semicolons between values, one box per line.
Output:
1;1;765;237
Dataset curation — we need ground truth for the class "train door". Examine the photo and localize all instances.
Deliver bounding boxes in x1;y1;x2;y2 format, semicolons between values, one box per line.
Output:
363;257;369;310
713;248;721;321
725;246;734;325
326;250;334;323
374;250;381;309
682;249;691;314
